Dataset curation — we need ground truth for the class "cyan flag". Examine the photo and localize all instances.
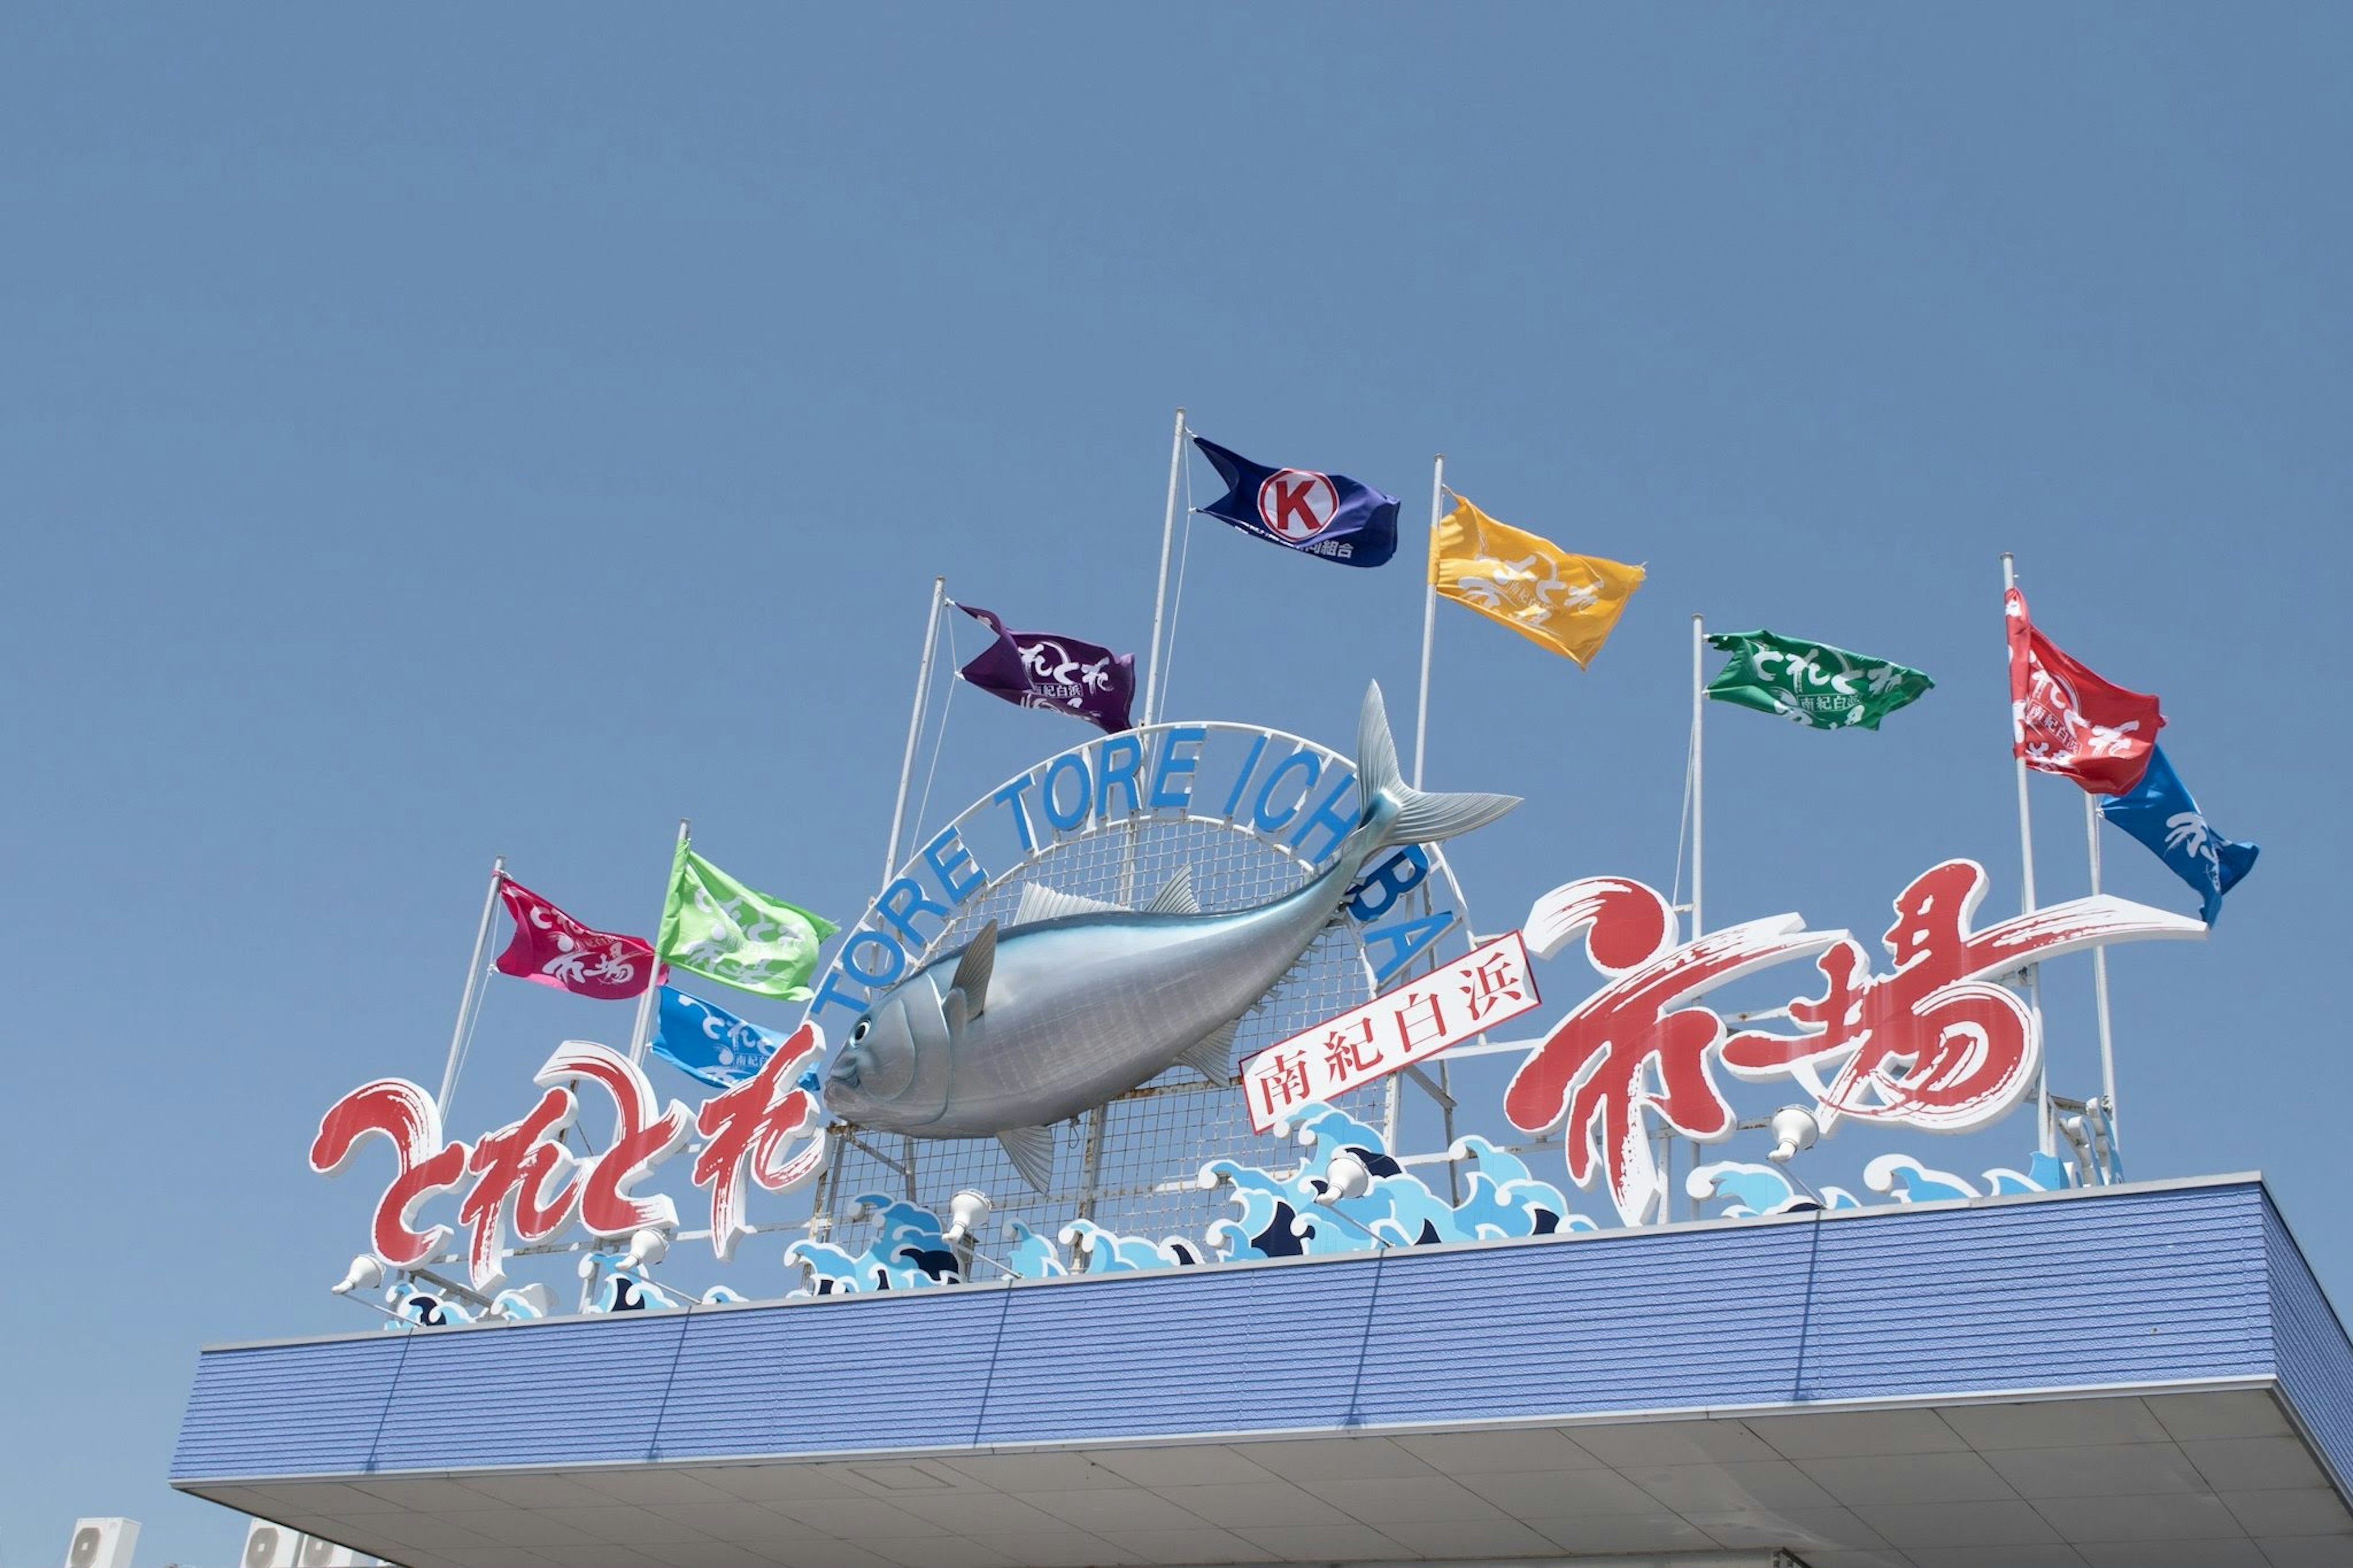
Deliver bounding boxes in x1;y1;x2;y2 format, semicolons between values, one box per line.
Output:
2099;746;2257;926
651;985;790;1089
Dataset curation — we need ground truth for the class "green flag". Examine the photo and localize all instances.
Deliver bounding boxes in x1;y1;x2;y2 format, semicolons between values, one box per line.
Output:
657;844;839;1001
1705;629;1933;730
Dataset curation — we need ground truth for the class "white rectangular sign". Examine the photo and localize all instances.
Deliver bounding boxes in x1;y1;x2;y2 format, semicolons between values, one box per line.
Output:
1240;931;1542;1133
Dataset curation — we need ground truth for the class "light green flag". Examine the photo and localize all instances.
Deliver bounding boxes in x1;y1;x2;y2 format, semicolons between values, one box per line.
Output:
1705;629;1934;730
657;844;839;1001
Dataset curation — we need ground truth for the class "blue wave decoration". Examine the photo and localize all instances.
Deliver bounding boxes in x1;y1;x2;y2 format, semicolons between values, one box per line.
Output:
743;1121;2099;1305
1197;1104;1593;1262
1001;1220;1070;1279
785;1192;968;1296
383;1281;474;1329
1687;1148;2074;1220
1059;1219;1206;1273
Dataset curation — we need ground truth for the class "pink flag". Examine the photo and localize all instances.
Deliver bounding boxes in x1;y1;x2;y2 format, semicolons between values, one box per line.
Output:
494;877;657;1001
2005;588;2165;795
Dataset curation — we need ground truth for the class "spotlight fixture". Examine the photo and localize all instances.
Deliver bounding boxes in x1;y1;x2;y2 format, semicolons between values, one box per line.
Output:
330;1256;384;1297
1767;1105;1821;1165
942;1189;993;1244
1323;1151;1374;1201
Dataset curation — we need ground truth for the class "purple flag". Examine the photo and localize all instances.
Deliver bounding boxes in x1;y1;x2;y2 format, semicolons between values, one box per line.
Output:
957;605;1136;735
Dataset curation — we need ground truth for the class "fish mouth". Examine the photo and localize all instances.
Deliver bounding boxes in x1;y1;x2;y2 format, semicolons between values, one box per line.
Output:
819;1072;869;1121
822;1047;886;1118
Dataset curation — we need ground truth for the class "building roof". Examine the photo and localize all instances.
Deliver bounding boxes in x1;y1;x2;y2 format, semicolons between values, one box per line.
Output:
173;1176;2353;1567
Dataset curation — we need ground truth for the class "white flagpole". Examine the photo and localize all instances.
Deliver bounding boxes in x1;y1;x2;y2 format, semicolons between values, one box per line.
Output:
1413;455;1444;789
884;575;949;886
1142;407;1187;727
629;818;689;1067
1691;614;1705;942
2002;552;2053;1158
2086;791;2120;1164
435;855;507;1117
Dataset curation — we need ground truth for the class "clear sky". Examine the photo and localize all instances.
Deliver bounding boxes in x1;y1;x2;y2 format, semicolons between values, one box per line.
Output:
4;7;2349;1564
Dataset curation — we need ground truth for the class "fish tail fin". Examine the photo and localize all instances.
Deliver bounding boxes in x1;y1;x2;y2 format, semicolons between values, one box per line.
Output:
1356;680;1520;853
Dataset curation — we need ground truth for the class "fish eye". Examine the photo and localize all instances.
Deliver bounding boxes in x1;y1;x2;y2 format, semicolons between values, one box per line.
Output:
849;1019;870;1043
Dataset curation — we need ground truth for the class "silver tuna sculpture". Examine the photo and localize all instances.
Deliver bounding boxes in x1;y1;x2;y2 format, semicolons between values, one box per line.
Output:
821;681;1518;1192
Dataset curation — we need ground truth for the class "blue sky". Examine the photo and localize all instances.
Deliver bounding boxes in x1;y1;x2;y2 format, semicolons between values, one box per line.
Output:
4;7;2349;1563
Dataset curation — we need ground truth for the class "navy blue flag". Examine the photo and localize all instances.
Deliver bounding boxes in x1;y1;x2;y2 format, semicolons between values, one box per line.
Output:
1192;435;1398;569
2099;746;2258;926
651;984;792;1089
957;604;1135;735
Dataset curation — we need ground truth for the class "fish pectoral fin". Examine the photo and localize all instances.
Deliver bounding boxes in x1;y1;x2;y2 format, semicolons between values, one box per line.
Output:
997;1125;1056;1194
941;987;969;1039
1014;882;1127;925
1175;1018;1242;1085
1142;865;1200;915
950;920;997;1015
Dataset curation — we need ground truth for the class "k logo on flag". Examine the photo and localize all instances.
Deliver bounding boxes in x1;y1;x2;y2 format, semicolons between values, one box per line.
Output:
1192;434;1398;568
1258;469;1338;541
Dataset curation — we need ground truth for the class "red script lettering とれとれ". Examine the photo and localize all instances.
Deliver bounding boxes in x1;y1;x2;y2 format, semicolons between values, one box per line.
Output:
311;1025;831;1290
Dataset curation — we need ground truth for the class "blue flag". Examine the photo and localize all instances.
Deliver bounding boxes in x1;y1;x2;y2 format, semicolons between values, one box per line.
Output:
651;985;790;1089
1192;435;1398;569
2099;746;2257;926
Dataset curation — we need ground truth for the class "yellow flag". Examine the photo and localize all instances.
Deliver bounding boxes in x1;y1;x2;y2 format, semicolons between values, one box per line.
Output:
1431;496;1645;668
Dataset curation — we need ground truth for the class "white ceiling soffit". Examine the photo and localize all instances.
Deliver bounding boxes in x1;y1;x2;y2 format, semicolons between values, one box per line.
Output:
183;1390;2353;1568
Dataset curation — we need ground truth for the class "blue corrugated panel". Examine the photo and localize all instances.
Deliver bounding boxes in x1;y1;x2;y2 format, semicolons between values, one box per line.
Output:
979;1241;1387;1442
1797;1182;2273;1401
173;1180;2297;1481
368;1311;688;1471
960;1219;1818;1445
172;1334;411;1480
652;1289;1003;1458
1347;1221;1817;1427
2266;1195;2353;1494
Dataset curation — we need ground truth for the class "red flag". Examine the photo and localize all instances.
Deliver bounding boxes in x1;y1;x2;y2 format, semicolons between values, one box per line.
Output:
493;877;657;1001
2005;588;2164;795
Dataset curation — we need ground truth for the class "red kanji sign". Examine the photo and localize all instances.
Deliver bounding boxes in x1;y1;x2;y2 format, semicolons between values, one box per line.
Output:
1502;879;1838;1227
1504;863;2204;1227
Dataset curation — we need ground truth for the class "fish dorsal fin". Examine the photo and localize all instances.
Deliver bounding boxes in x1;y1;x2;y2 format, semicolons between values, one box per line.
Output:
998;1124;1055;1193
949;922;997;1017
1142;865;1200;916
1175;1018;1241;1084
1014;882;1126;926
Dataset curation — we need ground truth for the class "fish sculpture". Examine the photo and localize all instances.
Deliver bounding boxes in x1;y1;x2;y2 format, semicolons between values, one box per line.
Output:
822;681;1518;1192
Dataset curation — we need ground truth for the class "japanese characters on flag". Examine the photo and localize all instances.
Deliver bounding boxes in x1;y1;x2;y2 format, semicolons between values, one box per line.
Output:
1243;933;1541;1133
955;604;1137;736
2006;588;2165;795
493;877;657;1001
